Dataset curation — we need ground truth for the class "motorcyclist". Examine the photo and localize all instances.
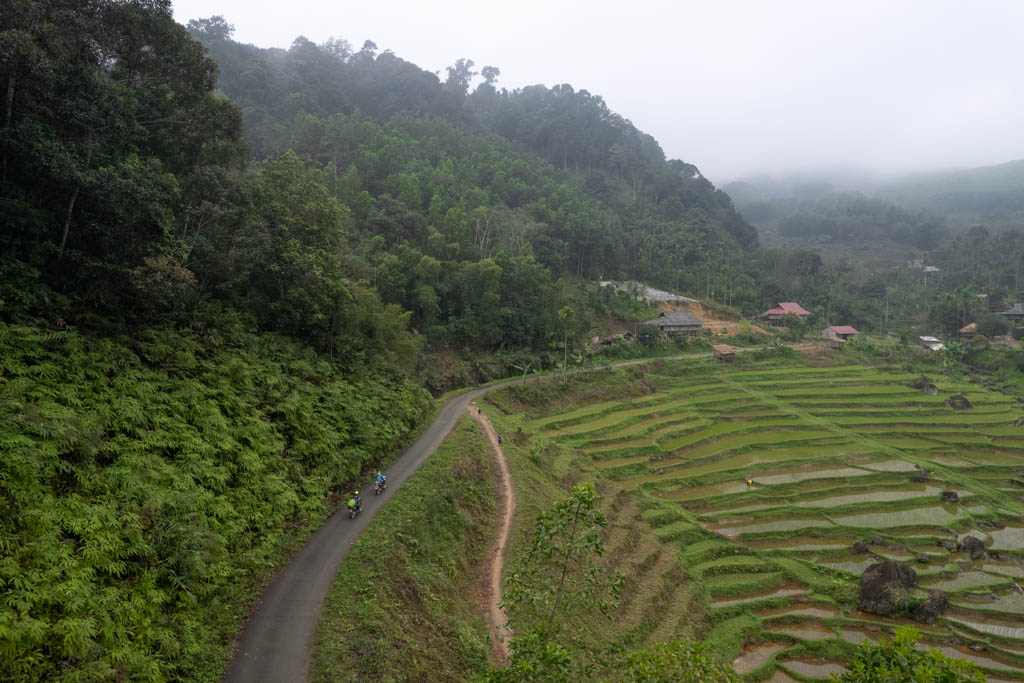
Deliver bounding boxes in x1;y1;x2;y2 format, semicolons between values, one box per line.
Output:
348;490;362;511
374;472;387;492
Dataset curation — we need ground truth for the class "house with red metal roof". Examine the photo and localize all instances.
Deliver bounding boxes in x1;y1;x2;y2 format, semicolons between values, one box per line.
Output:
822;325;860;341
758;302;811;327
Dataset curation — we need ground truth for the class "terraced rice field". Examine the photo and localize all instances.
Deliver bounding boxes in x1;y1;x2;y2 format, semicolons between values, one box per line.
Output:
527;362;1024;680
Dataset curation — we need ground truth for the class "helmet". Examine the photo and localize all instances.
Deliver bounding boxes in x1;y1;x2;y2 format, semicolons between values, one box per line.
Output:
354;490;359;496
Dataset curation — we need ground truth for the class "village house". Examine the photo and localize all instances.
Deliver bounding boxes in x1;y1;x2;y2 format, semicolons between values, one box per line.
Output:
920;336;944;352
957;322;977;337
822;325;859;341
640;311;704;336
758;302;811;327
998;303;1024;323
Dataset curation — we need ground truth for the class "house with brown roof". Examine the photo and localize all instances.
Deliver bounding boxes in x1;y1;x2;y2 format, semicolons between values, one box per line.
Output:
759;302;811;327
822;325;859;341
640;311;704;336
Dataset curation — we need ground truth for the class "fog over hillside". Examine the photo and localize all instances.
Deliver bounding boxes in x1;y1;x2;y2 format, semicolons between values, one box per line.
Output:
171;0;1024;183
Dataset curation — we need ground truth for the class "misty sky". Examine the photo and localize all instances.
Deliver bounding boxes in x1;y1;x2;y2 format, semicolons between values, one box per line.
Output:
172;0;1024;183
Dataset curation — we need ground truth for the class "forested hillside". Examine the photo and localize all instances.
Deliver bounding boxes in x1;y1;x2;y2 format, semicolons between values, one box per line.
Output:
186;18;761;314
728;189;946;251
877;159;1024;229
0;2;426;679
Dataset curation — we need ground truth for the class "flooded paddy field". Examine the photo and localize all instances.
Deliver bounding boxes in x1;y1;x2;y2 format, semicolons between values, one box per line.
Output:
527;362;1024;678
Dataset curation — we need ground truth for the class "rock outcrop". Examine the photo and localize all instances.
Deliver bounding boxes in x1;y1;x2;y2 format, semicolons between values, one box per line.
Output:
958;535;987;560
858;560;918;615
913;589;949;624
910;376;938;394
945;394;973;410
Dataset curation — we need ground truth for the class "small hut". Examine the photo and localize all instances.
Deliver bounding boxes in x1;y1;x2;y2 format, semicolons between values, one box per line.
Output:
957;322;977;337
713;344;737;362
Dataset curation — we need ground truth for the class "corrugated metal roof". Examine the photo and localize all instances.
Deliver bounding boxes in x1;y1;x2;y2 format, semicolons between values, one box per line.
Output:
641;311;704;326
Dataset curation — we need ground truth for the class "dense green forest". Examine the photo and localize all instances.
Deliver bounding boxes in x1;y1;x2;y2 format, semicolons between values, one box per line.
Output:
185;16;763;321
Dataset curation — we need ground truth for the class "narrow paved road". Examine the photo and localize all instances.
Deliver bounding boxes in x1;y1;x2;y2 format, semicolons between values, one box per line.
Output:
222;348;766;682
223;385;491;683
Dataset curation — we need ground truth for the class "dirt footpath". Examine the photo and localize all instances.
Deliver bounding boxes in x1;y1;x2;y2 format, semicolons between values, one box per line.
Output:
469;405;515;663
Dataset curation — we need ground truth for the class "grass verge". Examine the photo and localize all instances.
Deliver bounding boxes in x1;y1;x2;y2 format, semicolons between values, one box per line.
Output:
311;419;497;682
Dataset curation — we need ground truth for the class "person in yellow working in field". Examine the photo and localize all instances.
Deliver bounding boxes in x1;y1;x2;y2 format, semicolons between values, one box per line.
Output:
746;479;753;487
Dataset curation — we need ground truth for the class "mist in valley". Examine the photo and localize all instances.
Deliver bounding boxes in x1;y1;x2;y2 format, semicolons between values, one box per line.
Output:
171;0;1024;185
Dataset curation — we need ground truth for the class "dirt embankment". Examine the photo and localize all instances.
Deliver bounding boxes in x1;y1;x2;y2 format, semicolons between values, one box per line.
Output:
469;405;515;663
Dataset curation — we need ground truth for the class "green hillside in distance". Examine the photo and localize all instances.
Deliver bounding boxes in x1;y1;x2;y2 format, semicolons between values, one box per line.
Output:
876;159;1024;229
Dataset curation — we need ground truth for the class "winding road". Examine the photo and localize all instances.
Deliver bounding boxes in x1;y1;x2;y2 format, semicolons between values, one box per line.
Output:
223;385;493;683
221;348;773;682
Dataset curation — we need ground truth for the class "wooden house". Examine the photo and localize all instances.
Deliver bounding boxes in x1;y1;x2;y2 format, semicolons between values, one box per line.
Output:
822;325;859;341
640;311;704;336
759;302;811;327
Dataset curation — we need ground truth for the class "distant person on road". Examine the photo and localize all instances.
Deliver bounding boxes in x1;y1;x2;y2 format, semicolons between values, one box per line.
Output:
497;433;502;445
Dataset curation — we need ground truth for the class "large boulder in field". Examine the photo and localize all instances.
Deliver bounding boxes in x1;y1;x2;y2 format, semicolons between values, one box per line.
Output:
858;560;918;615
851;540;869;554
958;535;987;560
913;589;949;624
909;376;937;394
945;394;973;410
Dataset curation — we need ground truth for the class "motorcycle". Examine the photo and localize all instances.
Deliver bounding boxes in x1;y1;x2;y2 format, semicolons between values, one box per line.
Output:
375;479;387;495
347;498;362;518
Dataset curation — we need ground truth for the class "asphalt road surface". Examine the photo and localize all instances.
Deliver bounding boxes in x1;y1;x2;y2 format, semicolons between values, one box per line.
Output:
222;385;491;683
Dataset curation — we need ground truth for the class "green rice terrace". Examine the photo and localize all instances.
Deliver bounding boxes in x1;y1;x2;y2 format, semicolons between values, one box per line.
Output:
529;362;1024;681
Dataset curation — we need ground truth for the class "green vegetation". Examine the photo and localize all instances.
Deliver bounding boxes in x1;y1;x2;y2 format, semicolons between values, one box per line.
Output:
833;627;986;682
312;420;495;682
0;323;427;680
